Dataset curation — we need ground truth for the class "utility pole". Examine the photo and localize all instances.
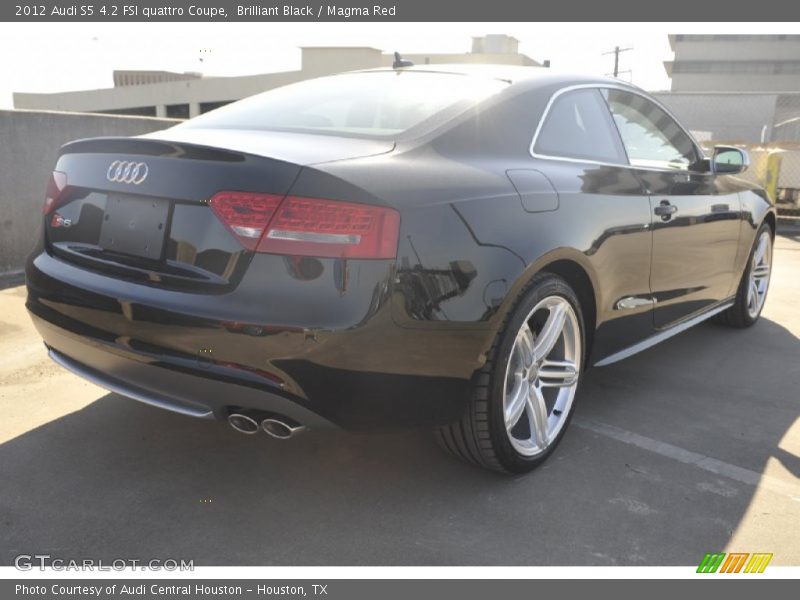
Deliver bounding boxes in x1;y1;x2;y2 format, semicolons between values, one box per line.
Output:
603;46;632;78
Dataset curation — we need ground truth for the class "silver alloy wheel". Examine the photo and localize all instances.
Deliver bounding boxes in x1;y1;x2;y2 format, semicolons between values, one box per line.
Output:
747;230;772;319
502;296;581;457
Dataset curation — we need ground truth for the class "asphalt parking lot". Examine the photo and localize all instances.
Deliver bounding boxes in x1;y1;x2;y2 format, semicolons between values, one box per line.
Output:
1;228;798;567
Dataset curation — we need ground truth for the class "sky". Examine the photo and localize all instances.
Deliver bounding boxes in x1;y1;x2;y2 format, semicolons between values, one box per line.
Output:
0;22;795;109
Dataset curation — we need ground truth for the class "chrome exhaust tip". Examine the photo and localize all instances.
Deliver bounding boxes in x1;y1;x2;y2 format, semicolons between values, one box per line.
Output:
262;418;307;440
227;413;261;434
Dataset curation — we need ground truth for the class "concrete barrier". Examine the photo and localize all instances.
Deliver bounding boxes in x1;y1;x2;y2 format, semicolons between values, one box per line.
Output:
0;109;178;280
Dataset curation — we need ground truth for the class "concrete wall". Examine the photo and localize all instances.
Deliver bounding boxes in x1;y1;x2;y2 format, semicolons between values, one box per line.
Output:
668;73;800;93
673;38;800;61
301;47;383;76
0;109;177;279
666;36;800;92
380;52;538;67
14;69;308;118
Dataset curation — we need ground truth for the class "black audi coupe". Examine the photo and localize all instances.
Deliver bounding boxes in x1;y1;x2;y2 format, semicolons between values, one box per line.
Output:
26;65;775;473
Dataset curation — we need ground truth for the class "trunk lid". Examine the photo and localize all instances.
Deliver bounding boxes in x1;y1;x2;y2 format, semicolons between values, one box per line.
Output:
45;132;393;291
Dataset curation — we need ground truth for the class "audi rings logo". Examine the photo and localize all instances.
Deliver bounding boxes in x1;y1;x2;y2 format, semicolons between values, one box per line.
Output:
106;160;149;185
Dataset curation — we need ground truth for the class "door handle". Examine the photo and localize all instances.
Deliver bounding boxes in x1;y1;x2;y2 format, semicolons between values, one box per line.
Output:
654;200;678;221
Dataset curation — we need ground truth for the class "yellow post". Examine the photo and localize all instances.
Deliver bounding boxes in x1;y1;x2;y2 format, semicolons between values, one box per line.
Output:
765;151;783;203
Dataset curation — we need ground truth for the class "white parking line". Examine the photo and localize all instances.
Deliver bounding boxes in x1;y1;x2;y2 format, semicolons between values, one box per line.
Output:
574;418;800;501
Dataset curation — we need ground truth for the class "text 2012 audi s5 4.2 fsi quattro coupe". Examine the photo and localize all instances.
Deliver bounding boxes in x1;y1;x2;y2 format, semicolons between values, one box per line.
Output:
26;65;775;473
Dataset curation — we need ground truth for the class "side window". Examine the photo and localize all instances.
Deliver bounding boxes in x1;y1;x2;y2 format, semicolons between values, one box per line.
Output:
605;89;699;170
533;89;626;164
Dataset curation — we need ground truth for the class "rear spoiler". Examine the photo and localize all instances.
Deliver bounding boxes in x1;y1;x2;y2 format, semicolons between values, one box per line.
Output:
60;136;246;162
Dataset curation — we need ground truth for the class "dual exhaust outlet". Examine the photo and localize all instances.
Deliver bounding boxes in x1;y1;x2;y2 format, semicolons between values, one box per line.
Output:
227;411;307;440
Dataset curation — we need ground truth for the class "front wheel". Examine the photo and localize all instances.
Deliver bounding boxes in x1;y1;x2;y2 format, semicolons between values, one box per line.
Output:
716;222;773;328
435;273;585;473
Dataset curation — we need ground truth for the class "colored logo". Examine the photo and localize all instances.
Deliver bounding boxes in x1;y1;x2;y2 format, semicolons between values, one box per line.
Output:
697;552;773;573
50;213;72;228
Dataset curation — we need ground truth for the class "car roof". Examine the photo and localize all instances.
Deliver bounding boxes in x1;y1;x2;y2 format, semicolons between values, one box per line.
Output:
357;64;642;93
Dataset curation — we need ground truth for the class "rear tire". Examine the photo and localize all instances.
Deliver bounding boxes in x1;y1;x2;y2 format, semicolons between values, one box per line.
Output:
435;273;585;474
715;222;773;328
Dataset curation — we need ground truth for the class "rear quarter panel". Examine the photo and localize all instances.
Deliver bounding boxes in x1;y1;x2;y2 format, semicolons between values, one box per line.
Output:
316;146;655;367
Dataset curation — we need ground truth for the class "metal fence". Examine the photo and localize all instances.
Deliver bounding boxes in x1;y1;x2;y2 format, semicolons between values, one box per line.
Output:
655;92;800;146
771;149;800;205
654;91;800;212
700;144;800;209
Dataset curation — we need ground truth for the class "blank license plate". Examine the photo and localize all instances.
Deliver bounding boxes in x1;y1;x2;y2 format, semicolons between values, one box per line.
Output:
99;194;170;260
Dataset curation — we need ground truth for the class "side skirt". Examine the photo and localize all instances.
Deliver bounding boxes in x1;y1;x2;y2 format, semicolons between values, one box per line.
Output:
593;299;735;367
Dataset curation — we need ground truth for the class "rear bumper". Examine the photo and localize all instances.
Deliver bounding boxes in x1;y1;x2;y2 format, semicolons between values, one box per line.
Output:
26;250;489;430
36;313;336;428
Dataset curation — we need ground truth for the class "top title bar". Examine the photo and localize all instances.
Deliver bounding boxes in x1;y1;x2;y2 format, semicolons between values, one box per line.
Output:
4;0;800;21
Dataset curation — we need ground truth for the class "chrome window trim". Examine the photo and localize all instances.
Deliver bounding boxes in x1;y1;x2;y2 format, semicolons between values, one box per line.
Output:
529;82;707;174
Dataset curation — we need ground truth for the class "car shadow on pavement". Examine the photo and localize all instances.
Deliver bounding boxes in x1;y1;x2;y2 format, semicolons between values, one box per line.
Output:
777;223;800;244
1;318;798;566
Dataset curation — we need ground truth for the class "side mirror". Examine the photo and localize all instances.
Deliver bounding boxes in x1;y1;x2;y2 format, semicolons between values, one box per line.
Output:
712;146;749;175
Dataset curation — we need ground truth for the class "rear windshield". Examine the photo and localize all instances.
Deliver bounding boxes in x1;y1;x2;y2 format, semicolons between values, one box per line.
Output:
180;71;508;138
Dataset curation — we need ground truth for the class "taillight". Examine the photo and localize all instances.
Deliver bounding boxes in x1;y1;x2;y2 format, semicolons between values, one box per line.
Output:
210;192;400;259
209;191;283;251
257;197;400;259
43;171;68;215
